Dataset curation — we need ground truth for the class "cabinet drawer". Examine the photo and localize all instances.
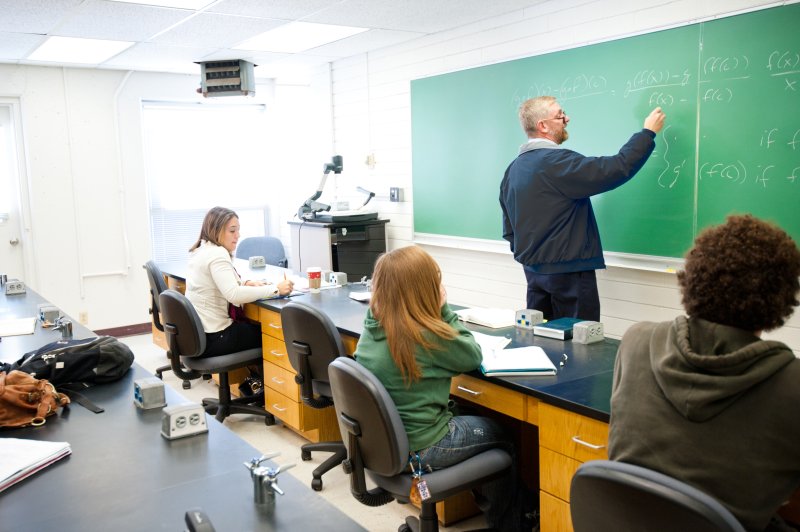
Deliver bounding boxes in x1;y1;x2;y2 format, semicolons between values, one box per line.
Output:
539;403;608;462
263;334;294;372
540;490;573;532
260;308;283;340
264;362;299;401
540;447;581;502
265;387;300;429
450;374;525;420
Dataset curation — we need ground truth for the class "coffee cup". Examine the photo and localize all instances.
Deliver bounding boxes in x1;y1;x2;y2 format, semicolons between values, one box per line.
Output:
307;267;322;293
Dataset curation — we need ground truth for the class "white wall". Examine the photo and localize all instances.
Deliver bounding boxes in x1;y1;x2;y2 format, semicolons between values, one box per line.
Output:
0;65;325;331
324;0;800;353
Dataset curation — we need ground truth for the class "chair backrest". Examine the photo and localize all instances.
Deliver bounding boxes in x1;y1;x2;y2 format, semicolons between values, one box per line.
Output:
570;460;746;532
159;289;206;360
235;236;287;267
143;260;168;331
328;357;409;479
281;302;347;408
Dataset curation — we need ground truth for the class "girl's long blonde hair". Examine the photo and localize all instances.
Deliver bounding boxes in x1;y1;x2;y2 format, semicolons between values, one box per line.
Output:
370;246;456;385
189;206;237;253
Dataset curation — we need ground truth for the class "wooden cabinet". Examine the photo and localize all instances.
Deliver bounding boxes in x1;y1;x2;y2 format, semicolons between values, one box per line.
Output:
260;307;349;443
450;374;527;421
538;402;609;532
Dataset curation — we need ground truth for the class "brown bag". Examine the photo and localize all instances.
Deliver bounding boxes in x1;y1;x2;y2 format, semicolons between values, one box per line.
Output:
0;370;70;428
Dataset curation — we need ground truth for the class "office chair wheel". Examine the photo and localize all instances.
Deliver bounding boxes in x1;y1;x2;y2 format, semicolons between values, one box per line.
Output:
264;414;276;426
155;370;163;379
182;380;191;390
301;449;312;461
398;524;411;532
311;478;323;491
342;460;352;474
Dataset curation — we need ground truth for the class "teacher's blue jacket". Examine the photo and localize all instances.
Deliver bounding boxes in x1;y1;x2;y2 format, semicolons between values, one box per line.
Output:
499;129;655;274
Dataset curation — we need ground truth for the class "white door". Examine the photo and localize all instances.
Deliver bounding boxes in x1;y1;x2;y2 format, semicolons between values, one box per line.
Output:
0;100;29;283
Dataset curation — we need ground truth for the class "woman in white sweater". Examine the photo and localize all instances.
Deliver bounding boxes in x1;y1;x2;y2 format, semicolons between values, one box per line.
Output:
186;207;293;357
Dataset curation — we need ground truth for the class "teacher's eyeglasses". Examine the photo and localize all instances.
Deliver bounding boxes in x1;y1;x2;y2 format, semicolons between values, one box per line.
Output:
543;110;567;124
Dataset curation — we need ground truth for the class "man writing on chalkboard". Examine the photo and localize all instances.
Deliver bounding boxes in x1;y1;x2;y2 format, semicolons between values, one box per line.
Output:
499;97;665;321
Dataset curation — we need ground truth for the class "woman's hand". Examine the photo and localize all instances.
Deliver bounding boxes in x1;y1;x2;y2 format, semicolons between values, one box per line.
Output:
277;279;294;296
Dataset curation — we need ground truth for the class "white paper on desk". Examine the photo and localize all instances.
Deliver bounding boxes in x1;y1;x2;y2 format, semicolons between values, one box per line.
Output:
348;291;371;302
470;331;512;355
480;346;557;377
0;438;72;492
0;317;37;337
455;308;515;329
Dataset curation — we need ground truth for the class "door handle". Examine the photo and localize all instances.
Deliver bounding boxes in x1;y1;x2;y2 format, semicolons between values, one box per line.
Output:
9;238;19;246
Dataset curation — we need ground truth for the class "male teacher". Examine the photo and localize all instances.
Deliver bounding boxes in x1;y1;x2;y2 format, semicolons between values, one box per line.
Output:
499;96;666;321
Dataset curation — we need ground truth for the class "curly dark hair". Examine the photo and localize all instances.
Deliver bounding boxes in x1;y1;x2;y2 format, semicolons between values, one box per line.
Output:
677;214;800;332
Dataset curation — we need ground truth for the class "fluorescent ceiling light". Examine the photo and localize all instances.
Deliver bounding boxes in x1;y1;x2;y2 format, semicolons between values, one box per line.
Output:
235;22;368;53
108;0;213;8
27;36;134;65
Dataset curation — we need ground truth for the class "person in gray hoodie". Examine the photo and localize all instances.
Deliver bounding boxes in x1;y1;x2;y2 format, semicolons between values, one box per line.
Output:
609;214;800;532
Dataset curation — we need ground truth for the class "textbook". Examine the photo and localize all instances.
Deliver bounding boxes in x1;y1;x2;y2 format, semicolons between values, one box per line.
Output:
533;317;584;340
480;346;557;377
455;308;516;329
0;438;72;493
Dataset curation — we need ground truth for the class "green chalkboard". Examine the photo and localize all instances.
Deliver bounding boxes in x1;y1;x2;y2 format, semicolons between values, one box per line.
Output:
411;4;799;258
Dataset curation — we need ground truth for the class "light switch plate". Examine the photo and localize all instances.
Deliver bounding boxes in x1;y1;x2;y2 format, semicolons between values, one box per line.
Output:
161;403;208;440
5;280;26;295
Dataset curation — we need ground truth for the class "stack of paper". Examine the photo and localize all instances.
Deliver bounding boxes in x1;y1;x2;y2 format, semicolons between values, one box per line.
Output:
0;438;71;492
455;308;516;329
470;330;512;354
480;346;557;377
0;317;37;337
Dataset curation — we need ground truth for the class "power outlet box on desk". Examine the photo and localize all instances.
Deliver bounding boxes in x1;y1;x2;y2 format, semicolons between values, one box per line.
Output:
573;321;604;344
5;280;26;295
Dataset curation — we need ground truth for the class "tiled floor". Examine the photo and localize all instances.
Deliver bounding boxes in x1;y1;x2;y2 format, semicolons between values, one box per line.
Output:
122;334;487;532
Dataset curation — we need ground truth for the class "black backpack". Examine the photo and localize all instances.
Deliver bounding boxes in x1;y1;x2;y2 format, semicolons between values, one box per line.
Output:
1;336;135;413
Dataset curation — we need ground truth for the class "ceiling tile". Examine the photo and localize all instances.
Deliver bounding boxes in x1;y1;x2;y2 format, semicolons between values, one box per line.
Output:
0;0;83;34
151;12;285;48
207;0;342;20
102;42;214;74
54;0;192;41
0;32;47;60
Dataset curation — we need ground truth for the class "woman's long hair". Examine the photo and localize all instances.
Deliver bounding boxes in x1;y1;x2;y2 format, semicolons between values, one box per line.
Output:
189;206;237;253
370;246;456;385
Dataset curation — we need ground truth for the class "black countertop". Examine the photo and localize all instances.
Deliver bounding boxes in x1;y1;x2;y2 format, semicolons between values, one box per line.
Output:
159;260;618;423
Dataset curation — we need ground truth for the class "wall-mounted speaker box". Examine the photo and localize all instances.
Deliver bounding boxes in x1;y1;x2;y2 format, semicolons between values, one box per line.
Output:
197;60;256;97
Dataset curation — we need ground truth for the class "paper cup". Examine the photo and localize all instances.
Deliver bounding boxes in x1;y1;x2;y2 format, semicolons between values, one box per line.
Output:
307;267;322;292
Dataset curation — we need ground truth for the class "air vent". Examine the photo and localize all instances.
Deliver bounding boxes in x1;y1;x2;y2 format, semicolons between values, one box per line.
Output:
196;60;256;97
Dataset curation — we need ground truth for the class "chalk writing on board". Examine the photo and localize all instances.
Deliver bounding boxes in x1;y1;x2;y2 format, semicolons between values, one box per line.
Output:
699;161;747;185
510;74;610;109
656;125;686;189
760;129;800;150
701;87;734;103
702;55;750;76
767;50;799;73
624;69;691;97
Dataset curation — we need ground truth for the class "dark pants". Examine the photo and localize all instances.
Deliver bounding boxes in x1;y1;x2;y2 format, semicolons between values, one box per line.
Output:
202;320;262;358
524;269;600;321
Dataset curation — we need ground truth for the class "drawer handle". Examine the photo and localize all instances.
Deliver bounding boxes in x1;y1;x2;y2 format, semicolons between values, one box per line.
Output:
272;404;287;412
271;377;285;385
269;350;285;357
571;436;605;450
268;323;282;330
456;385;482;396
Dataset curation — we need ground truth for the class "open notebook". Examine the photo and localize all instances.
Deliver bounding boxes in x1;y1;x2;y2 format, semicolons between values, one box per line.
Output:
455;308;516;329
479;345;557;377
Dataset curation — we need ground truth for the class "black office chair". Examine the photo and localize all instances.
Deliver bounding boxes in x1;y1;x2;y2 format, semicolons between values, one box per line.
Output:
159;289;275;425
570;460;746;532
143;261;196;390
235;236;288;268
280;301;348;491
328;356;513;532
